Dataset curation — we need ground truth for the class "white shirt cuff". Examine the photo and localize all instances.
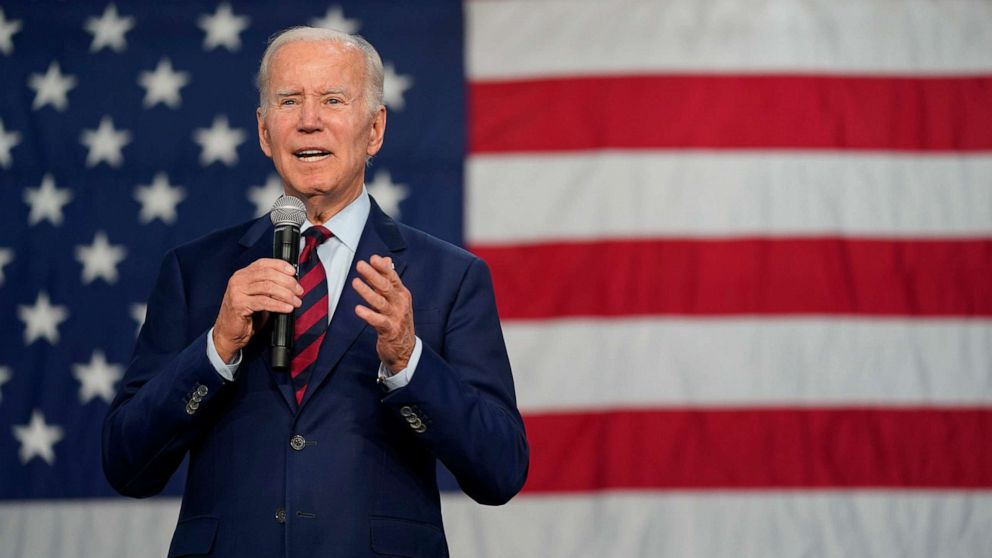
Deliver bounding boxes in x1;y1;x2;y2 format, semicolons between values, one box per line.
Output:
378;337;422;391
206;327;242;381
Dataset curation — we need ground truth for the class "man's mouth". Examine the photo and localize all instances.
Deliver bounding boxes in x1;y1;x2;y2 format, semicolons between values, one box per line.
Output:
294;149;331;162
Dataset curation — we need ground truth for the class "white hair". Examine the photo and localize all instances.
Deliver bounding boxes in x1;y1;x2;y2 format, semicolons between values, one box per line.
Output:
256;26;384;117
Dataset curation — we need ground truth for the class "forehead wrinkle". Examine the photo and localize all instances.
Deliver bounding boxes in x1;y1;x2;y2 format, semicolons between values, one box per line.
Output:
272;87;349;97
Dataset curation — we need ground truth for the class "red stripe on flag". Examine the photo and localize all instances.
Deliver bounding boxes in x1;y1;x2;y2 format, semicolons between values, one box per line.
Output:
471;238;992;318
470;74;992;153
521;407;992;492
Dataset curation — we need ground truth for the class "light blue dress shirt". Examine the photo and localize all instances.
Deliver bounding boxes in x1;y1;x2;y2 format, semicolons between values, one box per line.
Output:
206;186;421;391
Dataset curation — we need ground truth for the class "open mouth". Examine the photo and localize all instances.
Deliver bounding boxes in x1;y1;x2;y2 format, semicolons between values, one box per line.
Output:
294;149;331;162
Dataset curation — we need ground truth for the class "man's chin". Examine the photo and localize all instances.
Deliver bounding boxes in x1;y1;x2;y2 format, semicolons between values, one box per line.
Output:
284;178;360;200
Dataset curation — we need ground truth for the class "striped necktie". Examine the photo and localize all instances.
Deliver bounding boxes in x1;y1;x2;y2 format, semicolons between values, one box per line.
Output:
290;225;332;404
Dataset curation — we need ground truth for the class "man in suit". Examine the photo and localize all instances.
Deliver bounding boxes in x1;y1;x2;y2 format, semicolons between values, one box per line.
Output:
103;27;529;558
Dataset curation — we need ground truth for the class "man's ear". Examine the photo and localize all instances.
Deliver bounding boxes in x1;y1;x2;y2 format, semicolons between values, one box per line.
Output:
366;105;387;157
257;107;273;158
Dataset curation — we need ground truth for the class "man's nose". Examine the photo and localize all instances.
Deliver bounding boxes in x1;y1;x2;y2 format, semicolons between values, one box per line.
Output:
297;98;322;132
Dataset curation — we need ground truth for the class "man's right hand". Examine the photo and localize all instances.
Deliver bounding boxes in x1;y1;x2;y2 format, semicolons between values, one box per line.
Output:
212;258;303;363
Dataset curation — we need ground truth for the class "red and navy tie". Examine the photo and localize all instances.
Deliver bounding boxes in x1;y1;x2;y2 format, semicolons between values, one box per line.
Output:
290;225;332;404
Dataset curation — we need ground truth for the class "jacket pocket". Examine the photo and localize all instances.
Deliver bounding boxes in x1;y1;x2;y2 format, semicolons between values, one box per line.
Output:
168;516;219;557
371;517;447;557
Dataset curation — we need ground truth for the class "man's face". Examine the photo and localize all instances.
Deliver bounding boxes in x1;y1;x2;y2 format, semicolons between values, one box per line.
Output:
257;40;385;205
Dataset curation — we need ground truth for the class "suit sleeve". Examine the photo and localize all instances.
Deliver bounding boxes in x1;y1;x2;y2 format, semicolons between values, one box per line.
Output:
102;249;229;498
381;257;530;505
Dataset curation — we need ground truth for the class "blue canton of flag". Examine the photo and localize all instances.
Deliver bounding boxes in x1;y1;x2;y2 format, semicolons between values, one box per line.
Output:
0;0;464;503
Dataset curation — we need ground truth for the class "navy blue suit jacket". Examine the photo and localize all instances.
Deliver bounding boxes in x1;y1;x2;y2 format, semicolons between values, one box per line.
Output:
103;199;529;557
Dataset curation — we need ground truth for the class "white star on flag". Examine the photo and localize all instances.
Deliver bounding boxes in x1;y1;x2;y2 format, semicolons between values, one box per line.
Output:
24;173;72;226
28;61;77;111
248;174;284;217
75;231;127;285
130;303;147;337
0;118;21;168
135;172;186;224
12;410;64;465
310;5;360;33
198;3;250;52
73;350;123;404
18;291;69;345
367;169;409;218
193;115;246;166
84;4;134;53
0;247;12;286
0;8;22;56
0;366;10;406
80;116;131;168
383;63;413;110
138;58;190;109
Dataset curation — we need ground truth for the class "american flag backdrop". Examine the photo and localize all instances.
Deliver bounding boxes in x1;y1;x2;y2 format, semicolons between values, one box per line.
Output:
1;1;991;556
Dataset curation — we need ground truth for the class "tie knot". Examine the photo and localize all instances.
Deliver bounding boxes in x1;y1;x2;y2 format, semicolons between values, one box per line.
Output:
300;225;332;264
304;225;332;243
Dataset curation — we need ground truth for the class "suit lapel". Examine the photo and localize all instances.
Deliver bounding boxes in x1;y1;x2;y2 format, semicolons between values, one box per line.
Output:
298;198;407;411
235;218;299;412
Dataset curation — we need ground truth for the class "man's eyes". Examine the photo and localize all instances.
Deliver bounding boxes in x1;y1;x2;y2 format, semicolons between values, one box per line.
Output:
278;98;341;106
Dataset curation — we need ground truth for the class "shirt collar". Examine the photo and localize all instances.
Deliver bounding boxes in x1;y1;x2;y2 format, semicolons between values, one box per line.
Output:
300;185;370;253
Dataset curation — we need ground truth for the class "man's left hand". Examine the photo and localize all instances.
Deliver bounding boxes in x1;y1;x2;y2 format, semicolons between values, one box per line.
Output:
353;255;415;373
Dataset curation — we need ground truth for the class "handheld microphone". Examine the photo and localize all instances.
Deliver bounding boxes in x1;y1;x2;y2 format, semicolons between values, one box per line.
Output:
269;195;307;369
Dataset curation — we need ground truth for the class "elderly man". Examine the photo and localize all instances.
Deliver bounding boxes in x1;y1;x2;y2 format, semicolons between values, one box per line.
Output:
103;27;528;558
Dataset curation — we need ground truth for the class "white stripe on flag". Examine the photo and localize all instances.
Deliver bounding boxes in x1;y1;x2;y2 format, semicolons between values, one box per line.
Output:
467;153;992;243
468;0;992;79
0;499;179;558
442;491;992;558
505;319;992;411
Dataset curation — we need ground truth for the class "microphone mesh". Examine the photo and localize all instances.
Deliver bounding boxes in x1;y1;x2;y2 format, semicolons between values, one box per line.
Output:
269;195;306;228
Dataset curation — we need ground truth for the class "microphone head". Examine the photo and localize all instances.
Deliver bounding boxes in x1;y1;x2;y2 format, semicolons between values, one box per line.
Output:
270;195;306;228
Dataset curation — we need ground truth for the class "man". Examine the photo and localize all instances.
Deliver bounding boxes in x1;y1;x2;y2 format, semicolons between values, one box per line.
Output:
103;27;528;558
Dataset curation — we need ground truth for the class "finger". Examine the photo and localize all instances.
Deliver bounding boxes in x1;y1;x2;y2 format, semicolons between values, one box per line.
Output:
369;255;400;285
237;277;302;307
251;258;299;276
243;267;304;296
230;293;299;316
243;294;296;315
241;272;302;301
242;287;302;308
352;277;389;312
354;304;390;331
371;256;414;314
245;264;302;285
356;259;392;293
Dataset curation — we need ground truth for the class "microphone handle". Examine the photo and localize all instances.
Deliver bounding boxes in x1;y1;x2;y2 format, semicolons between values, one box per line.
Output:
271;223;300;369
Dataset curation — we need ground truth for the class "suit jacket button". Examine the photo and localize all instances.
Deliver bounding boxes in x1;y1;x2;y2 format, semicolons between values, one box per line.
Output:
275;507;286;524
400;406;413;417
196;385;209;397
290;435;306;451
413;424;427;434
